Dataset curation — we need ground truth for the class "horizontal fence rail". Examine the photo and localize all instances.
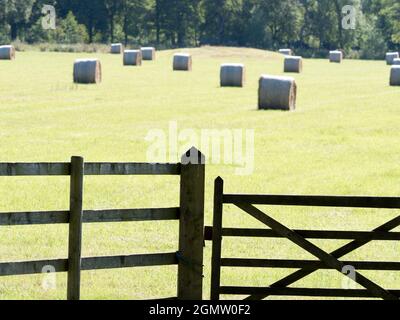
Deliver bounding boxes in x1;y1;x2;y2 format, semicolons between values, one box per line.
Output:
223;194;400;209
0;148;206;300
0;253;178;277
209;177;400;301
219;287;400;298
0;162;181;176
220;258;400;271
204;226;400;241
0;208;180;226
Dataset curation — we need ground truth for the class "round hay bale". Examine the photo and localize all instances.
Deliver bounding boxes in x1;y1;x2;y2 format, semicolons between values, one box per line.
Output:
386;52;399;65
141;47;156;60
73;59;102;84
329;50;343;63
0;45;15;60
123;50;142;66
392;58;400;65
110;43;123;54
390;66;400;86
258;75;297;111
220;63;245;87
173;53;192;71
279;49;292;56
284;56;303;73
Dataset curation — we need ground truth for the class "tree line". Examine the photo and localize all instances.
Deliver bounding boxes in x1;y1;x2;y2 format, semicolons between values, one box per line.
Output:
0;0;399;59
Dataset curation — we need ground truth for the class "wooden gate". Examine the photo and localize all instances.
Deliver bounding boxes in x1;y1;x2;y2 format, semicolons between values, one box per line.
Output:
205;177;400;300
0;147;205;300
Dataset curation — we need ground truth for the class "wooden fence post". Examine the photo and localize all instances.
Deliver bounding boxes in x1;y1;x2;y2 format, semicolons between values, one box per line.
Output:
210;177;224;300
67;156;84;300
178;147;205;300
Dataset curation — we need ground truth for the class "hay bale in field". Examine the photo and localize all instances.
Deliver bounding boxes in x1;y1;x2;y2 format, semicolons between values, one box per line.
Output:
0;45;15;60
173;53;192;71
390;66;400;86
220;63;245;87
258;75;297;111
386;52;399;65
123;50;142;66
110;43;123;54
393;58;400;65
329;50;343;63
73;59;102;84
141;47;156;60
279;49;292;56
284;56;303;73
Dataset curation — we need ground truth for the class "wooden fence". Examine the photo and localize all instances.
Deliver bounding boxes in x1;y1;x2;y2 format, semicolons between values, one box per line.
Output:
205;177;400;300
0;147;205;300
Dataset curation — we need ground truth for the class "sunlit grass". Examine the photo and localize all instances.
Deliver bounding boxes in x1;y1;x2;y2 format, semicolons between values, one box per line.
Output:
0;46;399;300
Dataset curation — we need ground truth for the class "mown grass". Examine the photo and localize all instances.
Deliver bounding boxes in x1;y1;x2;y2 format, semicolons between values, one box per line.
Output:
0;46;399;300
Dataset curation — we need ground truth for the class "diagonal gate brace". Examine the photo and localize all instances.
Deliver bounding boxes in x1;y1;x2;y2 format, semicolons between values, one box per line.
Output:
234;203;399;301
244;213;400;300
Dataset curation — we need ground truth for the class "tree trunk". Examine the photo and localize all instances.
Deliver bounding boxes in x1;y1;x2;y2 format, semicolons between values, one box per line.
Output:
110;15;115;43
156;0;161;44
10;23;18;41
88;20;94;43
177;9;186;47
333;0;343;48
123;13;127;46
218;14;225;44
124;18;128;46
194;28;198;47
177;24;185;47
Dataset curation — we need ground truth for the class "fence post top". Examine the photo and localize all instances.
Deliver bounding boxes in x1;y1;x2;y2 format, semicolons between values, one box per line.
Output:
71;156;84;161
181;147;205;165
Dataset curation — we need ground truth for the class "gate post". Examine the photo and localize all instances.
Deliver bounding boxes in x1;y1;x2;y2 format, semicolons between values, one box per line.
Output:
210;177;224;300
178;147;205;300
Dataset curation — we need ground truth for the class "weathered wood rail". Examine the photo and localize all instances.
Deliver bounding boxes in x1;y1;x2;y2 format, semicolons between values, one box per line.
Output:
0;147;205;300
205;177;400;300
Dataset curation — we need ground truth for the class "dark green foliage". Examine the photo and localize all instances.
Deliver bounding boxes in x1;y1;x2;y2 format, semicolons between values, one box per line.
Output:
0;0;398;58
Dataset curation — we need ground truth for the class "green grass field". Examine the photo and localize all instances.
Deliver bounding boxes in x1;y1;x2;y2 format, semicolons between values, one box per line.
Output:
0;46;399;300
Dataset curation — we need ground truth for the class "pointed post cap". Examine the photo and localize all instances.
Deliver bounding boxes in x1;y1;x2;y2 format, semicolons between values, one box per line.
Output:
181;147;205;165
215;176;223;183
214;176;224;189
